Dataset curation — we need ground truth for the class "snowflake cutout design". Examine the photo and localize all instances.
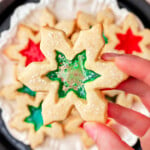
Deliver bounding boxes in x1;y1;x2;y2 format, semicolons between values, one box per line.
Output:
102;13;150;59
19;24;126;124
10;95;63;148
4;20;75;68
4;25;43;67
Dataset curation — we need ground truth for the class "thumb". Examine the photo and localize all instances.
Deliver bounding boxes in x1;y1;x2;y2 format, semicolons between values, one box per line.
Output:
84;122;133;150
140;128;150;150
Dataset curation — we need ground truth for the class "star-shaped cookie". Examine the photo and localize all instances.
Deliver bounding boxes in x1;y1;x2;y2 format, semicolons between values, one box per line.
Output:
18;24;127;124
10;95;64;148
23;8;56;31
4;25;45;67
23;8;75;37
77;11;97;30
96;8;115;28
77;8;115;30
64;108;94;147
73;9;115;45
102;13;150;59
0;81;44;101
104;91;140;108
4;17;75;68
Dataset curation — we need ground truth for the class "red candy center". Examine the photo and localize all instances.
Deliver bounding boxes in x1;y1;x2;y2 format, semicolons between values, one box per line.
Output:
20;40;45;66
79;121;86;129
106;118;111;124
115;28;143;54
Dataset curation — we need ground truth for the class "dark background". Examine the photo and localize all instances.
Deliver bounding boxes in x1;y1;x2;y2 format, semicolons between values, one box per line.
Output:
0;0;150;149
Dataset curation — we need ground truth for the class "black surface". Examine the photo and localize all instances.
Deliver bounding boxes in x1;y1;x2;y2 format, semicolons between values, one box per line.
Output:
0;0;149;149
0;0;15;16
0;0;39;32
118;0;150;28
0;110;31;150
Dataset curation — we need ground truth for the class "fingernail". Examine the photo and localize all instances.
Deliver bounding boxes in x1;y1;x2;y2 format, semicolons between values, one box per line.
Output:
83;122;98;141
101;53;121;61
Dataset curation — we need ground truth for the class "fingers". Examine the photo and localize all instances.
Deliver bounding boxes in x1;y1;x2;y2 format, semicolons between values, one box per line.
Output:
140;128;150;150
84;122;133;150
116;77;150;111
108;103;150;137
102;53;150;87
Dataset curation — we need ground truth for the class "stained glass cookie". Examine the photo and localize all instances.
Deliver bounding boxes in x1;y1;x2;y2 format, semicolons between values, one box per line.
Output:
23;8;75;37
104;91;140;108
72;9;115;45
77;8;115;30
18;24;127;124
77;11;97;30
64;108;94;147
4;25;45;67
23;8;56;31
102;13;150;59
0;81;45;101
0;4;148;149
10;95;63;148
4;22;75;70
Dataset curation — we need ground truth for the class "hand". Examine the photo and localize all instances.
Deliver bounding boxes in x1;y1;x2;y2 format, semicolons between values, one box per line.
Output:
84;54;150;150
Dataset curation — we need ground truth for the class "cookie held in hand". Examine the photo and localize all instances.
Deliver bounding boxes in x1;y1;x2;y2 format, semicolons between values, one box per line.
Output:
18;24;127;124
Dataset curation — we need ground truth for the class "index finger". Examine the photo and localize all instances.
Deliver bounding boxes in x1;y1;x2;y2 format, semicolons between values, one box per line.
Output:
102;53;150;87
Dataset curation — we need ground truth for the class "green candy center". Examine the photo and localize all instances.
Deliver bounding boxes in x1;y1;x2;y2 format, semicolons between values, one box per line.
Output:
88;26;108;44
24;102;51;131
103;32;108;44
46;50;101;99
105;95;118;103
17;85;36;97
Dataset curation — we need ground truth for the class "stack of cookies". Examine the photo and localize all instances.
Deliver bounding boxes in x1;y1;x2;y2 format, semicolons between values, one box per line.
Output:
0;8;150;149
